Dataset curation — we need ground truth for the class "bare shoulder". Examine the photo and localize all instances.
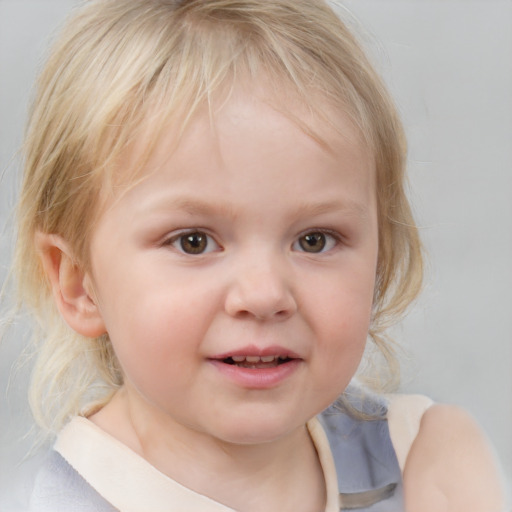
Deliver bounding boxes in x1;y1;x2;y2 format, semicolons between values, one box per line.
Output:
402;404;506;512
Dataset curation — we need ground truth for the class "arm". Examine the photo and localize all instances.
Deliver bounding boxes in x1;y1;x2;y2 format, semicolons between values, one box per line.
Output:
402;404;506;512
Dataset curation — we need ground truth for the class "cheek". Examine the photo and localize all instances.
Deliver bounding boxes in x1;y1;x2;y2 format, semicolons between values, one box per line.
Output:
317;300;370;361
98;285;203;389
306;267;375;372
313;270;375;336
313;298;370;400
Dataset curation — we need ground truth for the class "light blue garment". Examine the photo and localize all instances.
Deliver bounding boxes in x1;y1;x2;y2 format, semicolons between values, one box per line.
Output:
30;450;118;512
319;391;403;511
30;393;403;511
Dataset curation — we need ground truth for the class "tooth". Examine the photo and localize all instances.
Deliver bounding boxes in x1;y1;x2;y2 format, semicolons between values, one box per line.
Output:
231;356;246;363
279;355;288;360
260;355;276;363
245;356;261;363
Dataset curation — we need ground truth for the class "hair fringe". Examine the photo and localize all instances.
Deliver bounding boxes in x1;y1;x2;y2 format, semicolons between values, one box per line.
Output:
11;0;424;432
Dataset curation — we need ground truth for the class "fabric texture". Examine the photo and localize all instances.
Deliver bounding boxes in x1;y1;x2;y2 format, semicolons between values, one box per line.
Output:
320;391;404;511
30;391;431;511
30;450;118;512
386;394;434;473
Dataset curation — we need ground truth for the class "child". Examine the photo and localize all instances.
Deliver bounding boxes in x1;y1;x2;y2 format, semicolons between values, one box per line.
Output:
12;0;505;510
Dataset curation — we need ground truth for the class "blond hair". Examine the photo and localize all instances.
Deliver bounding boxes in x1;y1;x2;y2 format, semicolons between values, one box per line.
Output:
15;0;422;432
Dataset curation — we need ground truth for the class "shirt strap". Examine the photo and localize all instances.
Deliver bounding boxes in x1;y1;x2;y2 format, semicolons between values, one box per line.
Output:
386;394;434;473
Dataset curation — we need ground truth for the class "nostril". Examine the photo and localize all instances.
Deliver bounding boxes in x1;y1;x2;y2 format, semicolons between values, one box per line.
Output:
231;307;295;322
232;309;252;320
224;277;297;320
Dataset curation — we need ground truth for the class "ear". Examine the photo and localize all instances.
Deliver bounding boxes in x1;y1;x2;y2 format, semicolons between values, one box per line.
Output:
35;232;107;338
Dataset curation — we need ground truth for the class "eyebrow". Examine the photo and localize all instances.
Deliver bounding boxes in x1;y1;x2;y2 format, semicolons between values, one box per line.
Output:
147;196;370;220
155;197;239;218
291;199;370;218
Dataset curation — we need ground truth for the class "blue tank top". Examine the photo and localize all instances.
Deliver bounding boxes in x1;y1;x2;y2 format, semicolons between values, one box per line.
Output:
319;391;404;510
30;392;404;511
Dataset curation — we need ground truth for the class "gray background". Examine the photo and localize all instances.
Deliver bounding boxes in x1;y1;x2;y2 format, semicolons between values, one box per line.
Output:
1;0;511;509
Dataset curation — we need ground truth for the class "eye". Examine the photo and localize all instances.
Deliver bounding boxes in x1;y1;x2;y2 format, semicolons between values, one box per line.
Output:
166;231;219;255
294;231;338;253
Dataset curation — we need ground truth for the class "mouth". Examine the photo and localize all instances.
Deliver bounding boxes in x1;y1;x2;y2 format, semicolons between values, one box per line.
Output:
209;347;301;388
222;355;293;369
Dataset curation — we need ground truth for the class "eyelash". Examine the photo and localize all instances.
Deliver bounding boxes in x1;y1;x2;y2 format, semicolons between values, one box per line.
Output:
162;229;341;255
293;230;340;254
163;230;220;255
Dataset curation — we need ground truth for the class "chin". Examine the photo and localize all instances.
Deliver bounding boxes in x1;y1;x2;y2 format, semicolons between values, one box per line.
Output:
208;413;306;446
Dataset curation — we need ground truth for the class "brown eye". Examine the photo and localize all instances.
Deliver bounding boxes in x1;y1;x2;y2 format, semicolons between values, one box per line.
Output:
298;232;326;253
179;232;208;254
166;230;220;255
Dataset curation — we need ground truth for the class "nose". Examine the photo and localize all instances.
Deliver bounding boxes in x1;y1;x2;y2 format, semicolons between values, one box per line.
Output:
224;255;297;321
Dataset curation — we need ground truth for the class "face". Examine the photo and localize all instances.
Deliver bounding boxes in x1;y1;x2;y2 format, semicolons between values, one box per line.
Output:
87;89;378;446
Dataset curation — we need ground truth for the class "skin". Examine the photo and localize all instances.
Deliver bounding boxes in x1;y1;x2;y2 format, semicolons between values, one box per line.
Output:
50;89;378;511
404;405;506;511
37;87;506;511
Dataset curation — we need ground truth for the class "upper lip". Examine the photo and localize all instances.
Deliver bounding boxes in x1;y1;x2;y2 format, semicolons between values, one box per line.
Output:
210;344;301;360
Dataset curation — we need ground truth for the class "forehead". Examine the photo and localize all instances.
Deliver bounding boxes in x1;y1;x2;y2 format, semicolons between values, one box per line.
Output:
96;85;377;232
111;82;374;194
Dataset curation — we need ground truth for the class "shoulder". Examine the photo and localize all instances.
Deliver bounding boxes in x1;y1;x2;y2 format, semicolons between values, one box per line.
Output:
402;404;506;512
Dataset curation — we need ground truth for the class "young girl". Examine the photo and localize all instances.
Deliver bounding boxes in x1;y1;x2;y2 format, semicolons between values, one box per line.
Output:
12;0;505;510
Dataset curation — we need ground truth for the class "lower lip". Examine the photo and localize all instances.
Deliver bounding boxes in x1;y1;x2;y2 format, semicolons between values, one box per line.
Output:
209;359;301;389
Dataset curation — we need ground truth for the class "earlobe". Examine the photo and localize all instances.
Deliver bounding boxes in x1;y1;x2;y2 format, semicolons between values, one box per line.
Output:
35;232;107;338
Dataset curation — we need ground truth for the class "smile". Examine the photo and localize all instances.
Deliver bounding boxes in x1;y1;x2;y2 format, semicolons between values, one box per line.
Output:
223;355;293;369
209;347;301;389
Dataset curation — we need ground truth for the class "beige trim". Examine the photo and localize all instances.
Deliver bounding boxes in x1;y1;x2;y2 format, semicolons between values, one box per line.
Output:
55;417;237;512
55;416;340;512
386;394;434;473
307;417;342;512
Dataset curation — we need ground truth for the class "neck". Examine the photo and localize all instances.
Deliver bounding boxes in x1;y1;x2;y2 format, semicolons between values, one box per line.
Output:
90;388;326;512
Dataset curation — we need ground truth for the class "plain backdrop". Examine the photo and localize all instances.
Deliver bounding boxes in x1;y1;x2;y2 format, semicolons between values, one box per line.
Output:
1;0;511;509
